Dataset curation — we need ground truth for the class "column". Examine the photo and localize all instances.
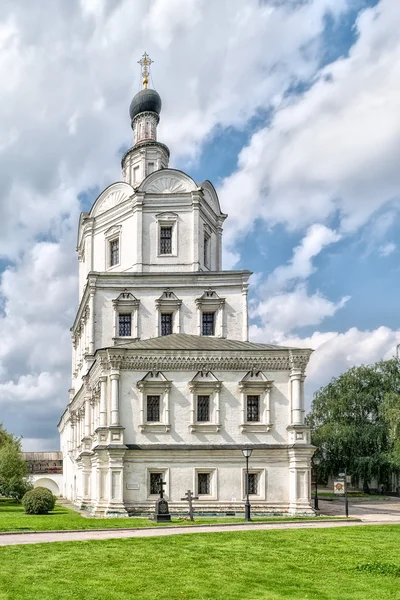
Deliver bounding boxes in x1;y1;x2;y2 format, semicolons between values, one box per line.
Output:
216;224;223;270
165;384;170;428
291;370;303;425
99;376;107;427
90;399;95;435
215;384;221;426
265;386;271;425
110;373;120;426
191;193;200;271
84;397;91;437
89;290;95;355
242;282;249;341
138;384;144;428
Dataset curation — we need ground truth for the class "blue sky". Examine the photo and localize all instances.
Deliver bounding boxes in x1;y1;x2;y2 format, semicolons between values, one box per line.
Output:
0;0;399;450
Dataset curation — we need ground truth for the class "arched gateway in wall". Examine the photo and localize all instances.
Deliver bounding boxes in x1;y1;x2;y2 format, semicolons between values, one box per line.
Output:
23;452;63;497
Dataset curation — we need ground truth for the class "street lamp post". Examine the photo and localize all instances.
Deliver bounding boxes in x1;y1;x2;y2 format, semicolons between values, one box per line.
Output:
242;447;253;521
313;457;321;511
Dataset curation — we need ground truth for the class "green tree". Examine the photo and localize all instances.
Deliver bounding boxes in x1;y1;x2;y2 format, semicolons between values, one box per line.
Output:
0;423;32;501
307;359;400;492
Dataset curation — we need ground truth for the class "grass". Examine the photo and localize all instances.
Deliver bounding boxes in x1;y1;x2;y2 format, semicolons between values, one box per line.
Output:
0;526;399;599
0;499;341;532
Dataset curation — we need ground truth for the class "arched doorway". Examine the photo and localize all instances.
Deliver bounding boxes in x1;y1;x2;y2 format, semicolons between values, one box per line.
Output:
34;477;60;496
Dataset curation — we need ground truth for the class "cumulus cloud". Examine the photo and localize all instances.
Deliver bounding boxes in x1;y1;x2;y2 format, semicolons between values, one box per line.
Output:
279;326;400;406
378;242;396;257
262;224;341;293
251;284;349;342
0;0;397;450
0;0;356;448
219;0;400;247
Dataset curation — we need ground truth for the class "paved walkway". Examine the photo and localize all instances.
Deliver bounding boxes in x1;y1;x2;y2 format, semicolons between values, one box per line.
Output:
0;498;399;547
318;498;400;522
1;516;400;547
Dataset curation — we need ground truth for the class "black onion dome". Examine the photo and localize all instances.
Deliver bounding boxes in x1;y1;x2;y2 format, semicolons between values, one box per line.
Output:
129;88;162;121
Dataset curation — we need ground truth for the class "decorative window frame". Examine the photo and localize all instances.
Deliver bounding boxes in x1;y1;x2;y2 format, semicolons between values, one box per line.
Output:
112;292;140;342
156;212;178;257
188;371;221;433
155;290;182;335
137;372;171;433
105;225;121;270
195;290;225;338
146;467;170;500
238;371;273;433
194;468;217;500
241;468;266;501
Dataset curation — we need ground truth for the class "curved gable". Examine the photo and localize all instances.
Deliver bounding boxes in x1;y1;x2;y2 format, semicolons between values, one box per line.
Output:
90;182;134;218
201;180;222;215
139;169;198;194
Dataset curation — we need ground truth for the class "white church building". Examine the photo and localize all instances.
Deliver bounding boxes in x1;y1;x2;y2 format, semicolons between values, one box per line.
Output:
58;54;315;517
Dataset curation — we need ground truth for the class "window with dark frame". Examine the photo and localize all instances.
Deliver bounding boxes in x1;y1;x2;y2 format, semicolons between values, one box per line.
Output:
247;473;258;495
150;472;163;495
246;395;260;422
159;226;172;254
146;395;160;422
109;239;119;266
118;313;131;337
197;395;210;422
198;472;211;495
161;313;173;336
202;312;215;336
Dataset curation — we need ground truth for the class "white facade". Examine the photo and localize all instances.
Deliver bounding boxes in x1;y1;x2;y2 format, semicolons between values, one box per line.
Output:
58;81;315;517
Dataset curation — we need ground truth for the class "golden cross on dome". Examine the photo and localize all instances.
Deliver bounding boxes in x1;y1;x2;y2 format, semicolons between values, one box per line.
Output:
138;52;153;89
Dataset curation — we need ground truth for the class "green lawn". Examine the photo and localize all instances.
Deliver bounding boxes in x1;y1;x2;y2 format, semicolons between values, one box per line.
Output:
0;499;340;532
0;526;399;599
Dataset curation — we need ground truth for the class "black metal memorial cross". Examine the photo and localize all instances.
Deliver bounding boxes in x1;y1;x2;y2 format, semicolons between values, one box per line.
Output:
181;489;198;521
155;479;171;522
158;479;167;499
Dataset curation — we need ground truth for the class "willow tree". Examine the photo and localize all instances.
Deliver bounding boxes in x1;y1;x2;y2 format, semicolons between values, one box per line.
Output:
307;359;400;492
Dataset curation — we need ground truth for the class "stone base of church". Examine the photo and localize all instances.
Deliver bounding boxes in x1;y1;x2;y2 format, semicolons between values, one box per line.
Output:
77;500;315;518
122;501;313;517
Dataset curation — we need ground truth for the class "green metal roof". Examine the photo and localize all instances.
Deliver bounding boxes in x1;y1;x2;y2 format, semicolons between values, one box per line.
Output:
113;333;301;352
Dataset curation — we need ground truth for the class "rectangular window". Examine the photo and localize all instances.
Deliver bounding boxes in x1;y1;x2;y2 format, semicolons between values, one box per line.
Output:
133;165;140;182
147;162;155;174
160;226;172;254
118;313;131;337
204;235;210;268
247;473;258;496
197;395;210;422
202;312;215;336
198;472;211;495
147;395;160;422
109;239;119;267
161;313;173;336
246;395;260;422
150;472;163;495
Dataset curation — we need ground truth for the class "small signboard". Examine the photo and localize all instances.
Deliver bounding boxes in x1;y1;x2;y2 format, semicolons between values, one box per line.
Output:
346;475;351;484
126;482;140;490
333;480;345;495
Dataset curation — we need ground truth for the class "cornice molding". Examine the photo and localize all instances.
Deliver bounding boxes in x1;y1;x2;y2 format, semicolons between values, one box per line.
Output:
97;351;311;373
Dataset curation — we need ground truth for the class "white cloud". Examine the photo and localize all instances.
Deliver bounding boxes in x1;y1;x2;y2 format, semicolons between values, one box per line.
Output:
263;223;340;292
250;284;349;341
219;0;400;249
0;0;395;450
279;326;400;407
378;242;396;257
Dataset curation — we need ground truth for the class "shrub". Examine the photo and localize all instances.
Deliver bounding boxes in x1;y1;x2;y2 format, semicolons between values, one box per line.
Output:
22;487;56;514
